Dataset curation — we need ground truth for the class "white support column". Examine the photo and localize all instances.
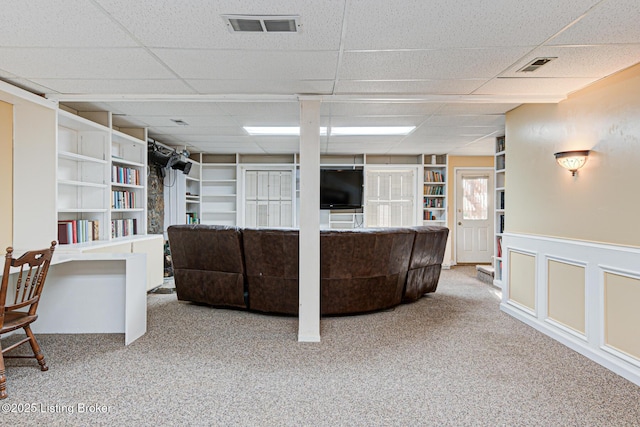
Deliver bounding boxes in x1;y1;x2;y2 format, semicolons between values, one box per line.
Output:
298;97;321;342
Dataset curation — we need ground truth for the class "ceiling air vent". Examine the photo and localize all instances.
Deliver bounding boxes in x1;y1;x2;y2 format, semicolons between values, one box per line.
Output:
171;119;189;126
222;15;301;33
517;57;556;73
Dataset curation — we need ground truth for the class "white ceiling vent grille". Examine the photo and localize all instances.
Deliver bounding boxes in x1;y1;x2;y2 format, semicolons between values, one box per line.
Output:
517;57;556;73
223;15;301;33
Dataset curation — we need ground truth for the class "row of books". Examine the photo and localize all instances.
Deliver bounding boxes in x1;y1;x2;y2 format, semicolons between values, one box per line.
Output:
58;220;100;244
111;219;137;238
423;210;441;221
112;165;141;186
112;190;138;210
498;214;505;234
424;170;444;183
424;197;444;208
186;213;199;224
424;185;445;195
496;135;506;153
496;236;503;258
499;191;505;210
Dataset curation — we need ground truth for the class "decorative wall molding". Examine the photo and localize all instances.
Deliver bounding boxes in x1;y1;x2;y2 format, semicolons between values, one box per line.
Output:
501;232;640;387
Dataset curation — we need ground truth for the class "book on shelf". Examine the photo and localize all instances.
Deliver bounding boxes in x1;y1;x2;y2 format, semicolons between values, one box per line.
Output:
496;236;502;258
58;219;100;244
110;218;138;239
423;185;444;195
424;170;444;183
496;136;505;153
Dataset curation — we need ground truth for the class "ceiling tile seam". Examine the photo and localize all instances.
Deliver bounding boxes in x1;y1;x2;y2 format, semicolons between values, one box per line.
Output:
470;0;605;96
541;0;608;46
88;0;199;94
383;106;446;154
330;0;351;96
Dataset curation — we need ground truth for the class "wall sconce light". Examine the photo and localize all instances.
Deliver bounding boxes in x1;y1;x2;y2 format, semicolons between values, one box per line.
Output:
554;150;590;176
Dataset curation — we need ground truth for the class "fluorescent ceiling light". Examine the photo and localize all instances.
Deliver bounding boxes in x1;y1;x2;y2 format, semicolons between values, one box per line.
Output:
243;126;415;136
330;126;415;136
244;126;327;136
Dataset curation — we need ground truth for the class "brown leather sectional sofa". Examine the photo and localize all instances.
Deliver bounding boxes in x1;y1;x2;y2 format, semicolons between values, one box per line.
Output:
167;224;449;316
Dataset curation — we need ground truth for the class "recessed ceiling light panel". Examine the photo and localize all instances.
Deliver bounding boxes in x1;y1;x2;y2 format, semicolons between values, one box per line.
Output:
222;15;301;33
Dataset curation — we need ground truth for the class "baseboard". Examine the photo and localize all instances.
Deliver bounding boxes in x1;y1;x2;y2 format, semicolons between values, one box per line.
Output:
501;302;640;387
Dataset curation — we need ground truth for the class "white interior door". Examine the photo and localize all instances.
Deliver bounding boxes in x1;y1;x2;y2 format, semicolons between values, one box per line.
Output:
455;169;493;264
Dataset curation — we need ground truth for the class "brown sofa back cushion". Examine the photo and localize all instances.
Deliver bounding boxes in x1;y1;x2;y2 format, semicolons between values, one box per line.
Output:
243;228;299;315
320;228;415;315
403;226;449;301
167;225;247;308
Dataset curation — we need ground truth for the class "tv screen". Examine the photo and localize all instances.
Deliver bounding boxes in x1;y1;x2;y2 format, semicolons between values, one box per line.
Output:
320;169;363;209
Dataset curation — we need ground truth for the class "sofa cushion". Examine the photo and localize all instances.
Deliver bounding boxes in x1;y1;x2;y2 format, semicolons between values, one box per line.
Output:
167;225;247;308
403;226;449;302
243;228;299;315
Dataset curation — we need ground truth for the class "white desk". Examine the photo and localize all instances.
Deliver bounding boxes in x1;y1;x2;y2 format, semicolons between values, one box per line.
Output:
5;252;147;345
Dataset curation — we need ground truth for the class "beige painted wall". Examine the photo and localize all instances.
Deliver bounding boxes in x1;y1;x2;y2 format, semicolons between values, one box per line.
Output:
0;101;12;250
445;155;494;264
506;63;640;247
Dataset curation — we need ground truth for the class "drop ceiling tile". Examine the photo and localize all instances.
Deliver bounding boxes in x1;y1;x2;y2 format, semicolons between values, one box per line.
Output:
325;103;444;117
102;101;229;116
148;126;246;136
219;102;300;117
338;47;533;80
187;79;334;95
424;115;505;127
343;0;599;49
438;103;520;115
500;45;640;78
96;0;345;50
5;78;58;95
0;48;173;79
334;79;486;95
327;116;425;127
549;0;640;45
476;77;598;95
0;0;137;47
136;115;239;127
152;49;339;80
411;126;491;138
30;79;195;95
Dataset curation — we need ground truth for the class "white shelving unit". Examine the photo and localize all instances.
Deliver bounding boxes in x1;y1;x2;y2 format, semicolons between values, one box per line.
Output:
57;110;110;243
200;154;238;226
111;129;147;239
494;135;506;286
422;154;447;226
185;154;201;224
56;109;149;245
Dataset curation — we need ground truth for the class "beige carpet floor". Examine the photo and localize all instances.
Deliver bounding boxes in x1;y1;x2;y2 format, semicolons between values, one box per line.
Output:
2;266;639;426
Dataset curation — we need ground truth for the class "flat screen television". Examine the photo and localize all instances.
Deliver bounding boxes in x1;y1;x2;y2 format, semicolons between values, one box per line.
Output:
320;169;363;210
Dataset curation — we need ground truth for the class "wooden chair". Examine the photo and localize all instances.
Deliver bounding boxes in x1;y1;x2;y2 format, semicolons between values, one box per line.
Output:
0;241;56;399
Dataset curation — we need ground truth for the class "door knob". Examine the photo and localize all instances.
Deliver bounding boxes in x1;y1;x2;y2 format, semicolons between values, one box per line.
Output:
458;222;462;225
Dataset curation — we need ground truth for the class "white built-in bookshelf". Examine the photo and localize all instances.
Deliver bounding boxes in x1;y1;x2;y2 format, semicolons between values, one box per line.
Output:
422;154;447;226
184;154;201;224
56;109;148;245
494;135;506;286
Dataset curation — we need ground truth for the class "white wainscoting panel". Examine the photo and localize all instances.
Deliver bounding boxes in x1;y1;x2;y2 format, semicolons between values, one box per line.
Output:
501;232;640;387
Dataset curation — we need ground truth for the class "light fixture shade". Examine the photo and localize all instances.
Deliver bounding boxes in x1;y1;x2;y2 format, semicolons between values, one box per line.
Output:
554;150;590;176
